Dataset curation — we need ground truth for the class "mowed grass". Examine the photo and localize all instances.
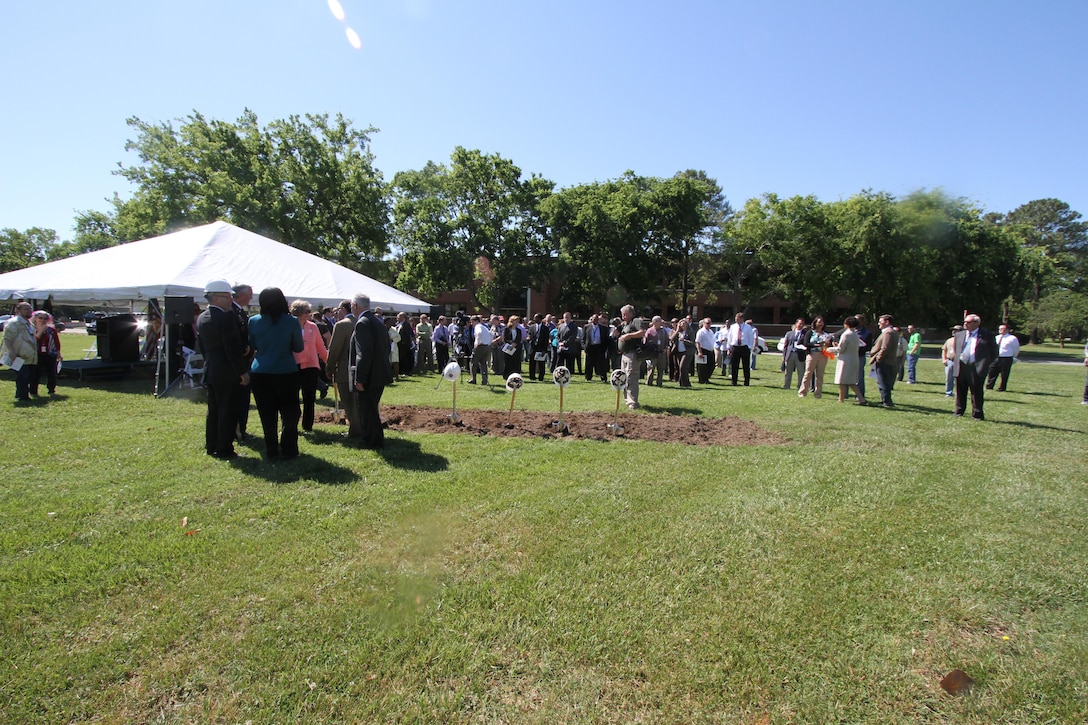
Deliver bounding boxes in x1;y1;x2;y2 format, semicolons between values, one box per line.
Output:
2;340;1087;724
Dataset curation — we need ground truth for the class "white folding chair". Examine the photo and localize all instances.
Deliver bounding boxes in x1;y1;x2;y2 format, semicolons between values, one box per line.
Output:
181;347;206;387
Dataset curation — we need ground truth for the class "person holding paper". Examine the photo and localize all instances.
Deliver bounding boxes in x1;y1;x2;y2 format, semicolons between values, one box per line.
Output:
2;302;38;402
501;314;524;379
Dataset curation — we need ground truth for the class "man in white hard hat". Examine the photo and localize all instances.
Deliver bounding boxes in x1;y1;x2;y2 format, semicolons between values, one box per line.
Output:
196;280;250;458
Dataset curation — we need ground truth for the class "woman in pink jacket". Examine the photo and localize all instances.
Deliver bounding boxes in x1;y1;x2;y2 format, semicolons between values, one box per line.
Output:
291;299;329;432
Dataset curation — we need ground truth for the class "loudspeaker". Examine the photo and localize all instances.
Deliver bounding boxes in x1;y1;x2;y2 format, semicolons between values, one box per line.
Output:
164;296;195;325
97;314;140;362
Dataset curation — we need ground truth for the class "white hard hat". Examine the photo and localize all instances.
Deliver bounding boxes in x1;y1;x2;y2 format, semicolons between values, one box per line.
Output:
203;279;233;295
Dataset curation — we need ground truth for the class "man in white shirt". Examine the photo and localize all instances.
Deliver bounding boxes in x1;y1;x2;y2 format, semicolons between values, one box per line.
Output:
728;312;754;386
985;323;1020;392
694;318;717;384
750;324;761;370
470;315;492;385
715;324;730;375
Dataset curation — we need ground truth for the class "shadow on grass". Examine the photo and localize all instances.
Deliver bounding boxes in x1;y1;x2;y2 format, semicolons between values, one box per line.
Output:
985;418;1085;434
13;396;50;407
640;404;705;416
234;452;359;485
894;400;1085;433
378;435;449;472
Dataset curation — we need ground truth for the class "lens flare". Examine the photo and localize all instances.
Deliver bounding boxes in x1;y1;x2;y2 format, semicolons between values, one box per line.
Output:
327;0;346;21
346;27;362;49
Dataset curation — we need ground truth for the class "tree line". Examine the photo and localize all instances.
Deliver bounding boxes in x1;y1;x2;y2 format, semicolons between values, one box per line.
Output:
3;111;1086;341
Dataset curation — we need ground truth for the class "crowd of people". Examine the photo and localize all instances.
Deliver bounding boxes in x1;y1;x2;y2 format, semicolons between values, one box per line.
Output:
193;281;396;460
774;311;1074;419
7;292;1088;452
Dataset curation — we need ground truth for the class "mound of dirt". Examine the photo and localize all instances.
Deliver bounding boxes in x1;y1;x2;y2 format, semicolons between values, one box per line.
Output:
317;405;787;446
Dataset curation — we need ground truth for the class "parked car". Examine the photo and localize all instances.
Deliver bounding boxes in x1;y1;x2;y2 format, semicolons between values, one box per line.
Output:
85;312;106;335
0;314;12;331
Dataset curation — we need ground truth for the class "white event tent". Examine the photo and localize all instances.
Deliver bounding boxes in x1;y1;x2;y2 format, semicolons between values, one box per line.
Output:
0;221;431;312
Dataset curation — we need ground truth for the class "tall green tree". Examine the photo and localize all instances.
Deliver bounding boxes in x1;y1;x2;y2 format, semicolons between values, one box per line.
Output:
892;190;1007;325
758;194;843;317
830;190;911;317
539;172;666;311
711;196;776;316
644;170;730;313
0;227;55;273
46;209;121;260
1002;198;1087;291
390;147;553;311
997;198;1087;341
934;203;1020;326
1027;290;1088;346
109;110;391;277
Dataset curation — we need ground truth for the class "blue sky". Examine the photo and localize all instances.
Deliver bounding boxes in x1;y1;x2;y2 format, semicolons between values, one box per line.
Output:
2;0;1086;239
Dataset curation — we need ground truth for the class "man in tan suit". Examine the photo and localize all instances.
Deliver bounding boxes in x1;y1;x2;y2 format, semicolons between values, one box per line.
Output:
325;300;361;438
868;314;900;409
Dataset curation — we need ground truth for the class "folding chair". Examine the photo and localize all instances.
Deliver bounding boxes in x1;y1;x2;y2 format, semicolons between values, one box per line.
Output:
181;346;206;388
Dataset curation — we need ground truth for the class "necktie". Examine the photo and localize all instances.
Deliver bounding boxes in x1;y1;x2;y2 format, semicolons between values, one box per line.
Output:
960;333;974;364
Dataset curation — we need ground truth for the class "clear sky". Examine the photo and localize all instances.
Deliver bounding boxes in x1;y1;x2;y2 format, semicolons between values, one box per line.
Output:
2;0;1086;240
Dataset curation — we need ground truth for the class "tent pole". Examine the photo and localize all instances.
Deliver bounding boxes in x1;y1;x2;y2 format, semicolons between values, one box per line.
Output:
155;326;183;398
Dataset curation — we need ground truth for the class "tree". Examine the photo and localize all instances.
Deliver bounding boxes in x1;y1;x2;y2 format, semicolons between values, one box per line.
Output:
45;209;121;260
538;173;664;311
759;194;843;317
711;196;776;316
645;170;730;313
998;199;1087;341
1003;198;1087;290
893;190;1019;326
110;110;391;277
935;205;1020;326
1029;290;1088;346
0;227;55;273
390;147;553;311
829;190;912;317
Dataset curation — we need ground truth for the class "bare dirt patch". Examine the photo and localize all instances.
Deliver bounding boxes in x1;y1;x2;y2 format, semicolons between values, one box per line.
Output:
318;405;787;446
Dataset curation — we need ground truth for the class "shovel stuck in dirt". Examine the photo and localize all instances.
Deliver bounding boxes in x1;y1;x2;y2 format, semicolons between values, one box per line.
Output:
332;384;346;424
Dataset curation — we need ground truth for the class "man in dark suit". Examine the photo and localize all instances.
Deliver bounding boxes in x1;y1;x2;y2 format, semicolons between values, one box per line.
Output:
780;318;806;389
350;294;394;449
196;280;250;459
555;312;581;372
953;313;998;420
582;313;609;381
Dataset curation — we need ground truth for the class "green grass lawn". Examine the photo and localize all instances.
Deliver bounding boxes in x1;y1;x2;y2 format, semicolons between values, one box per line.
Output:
2;346;1087;723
